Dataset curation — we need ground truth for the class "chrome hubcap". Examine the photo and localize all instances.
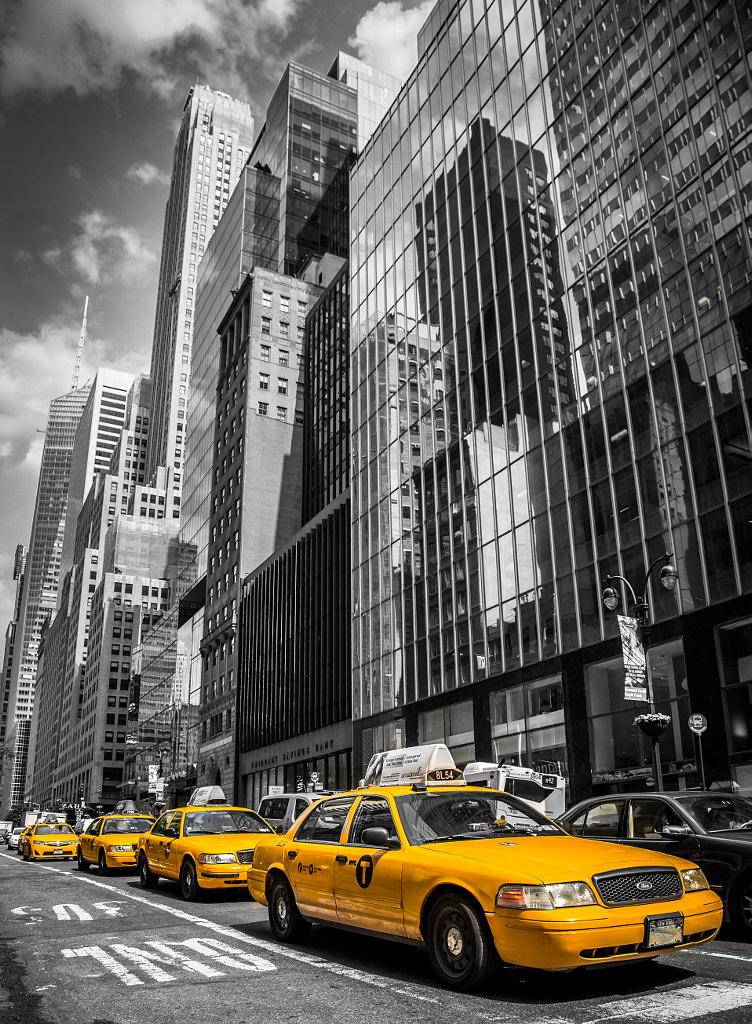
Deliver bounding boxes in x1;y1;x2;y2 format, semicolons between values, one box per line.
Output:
276;895;288;923
446;926;463;956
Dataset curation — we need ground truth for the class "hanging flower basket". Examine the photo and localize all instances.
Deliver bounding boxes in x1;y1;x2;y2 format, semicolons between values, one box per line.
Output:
634;712;671;738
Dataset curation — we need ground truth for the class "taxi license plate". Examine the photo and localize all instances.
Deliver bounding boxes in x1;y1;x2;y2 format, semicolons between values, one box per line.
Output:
644;913;683;949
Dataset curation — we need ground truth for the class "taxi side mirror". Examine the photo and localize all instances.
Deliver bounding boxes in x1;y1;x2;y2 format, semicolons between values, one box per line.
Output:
361;826;401;849
659;824;692;836
164;827;179;838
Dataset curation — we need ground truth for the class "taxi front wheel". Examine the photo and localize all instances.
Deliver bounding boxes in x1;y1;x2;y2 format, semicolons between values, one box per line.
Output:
427;894;500;992
77;848;89;872
268;877;310;943
98;850;109;876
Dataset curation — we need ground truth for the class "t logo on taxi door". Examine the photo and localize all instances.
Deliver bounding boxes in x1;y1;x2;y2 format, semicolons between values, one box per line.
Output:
355;855;373;889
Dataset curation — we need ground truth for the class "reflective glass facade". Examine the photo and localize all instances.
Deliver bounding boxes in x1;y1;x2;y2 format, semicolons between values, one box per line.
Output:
351;0;752;793
250;64;358;275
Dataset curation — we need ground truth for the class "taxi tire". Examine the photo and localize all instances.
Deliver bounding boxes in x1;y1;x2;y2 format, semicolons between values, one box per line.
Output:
77;848;90;872
268;876;310;943
180;858;201;901
22;850;29;861
731;874;752;940
98;850;109;876
139;854;159;889
426;893;499;992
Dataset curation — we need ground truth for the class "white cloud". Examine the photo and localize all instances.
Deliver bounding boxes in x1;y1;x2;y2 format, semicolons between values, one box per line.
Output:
43;210;157;287
349;0;433;81
126;161;170;187
0;0;308;101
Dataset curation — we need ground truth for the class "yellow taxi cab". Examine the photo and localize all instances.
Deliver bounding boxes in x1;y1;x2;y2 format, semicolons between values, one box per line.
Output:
77;807;155;874
247;745;724;991
136;786;275;900
19;821;78;862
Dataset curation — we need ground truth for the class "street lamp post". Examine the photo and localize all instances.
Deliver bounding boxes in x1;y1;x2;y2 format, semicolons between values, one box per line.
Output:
602;552;679;790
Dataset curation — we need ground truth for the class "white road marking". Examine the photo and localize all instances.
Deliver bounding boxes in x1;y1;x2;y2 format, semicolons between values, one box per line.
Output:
688;949;752;963
61;946;143;987
92;901;123;918
577;982;752;1023
53;904;93;922
11;906;43;918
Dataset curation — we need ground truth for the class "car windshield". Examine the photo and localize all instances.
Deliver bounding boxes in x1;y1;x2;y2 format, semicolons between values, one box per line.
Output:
394;789;563;845
102;818;154;835
674;794;752;833
183;809;274;835
35;824;75;835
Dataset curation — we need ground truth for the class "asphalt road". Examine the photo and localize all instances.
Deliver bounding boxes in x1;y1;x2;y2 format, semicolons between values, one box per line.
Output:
1;848;751;1024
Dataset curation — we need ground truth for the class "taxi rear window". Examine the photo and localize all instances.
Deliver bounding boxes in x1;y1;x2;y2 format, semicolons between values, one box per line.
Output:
259;798;288;820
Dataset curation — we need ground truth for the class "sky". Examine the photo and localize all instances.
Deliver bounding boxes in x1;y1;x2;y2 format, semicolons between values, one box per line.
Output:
0;0;435;633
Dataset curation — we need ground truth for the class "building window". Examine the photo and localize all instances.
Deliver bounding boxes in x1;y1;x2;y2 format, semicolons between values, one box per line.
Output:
259;373;269;390
279;349;289;366
261;317;271;335
279;322;289;338
262;290;272;308
260;344;271;361
280;295;290;315
278;378;288;395
258;402;268;416
277;406;287;421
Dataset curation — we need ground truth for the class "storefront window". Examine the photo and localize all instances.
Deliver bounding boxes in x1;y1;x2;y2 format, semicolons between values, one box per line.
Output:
718;618;752;793
418;699;475;764
489;676;566;774
585;639;693;788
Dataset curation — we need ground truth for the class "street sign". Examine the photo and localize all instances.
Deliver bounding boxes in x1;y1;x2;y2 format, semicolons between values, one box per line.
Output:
688;713;707;735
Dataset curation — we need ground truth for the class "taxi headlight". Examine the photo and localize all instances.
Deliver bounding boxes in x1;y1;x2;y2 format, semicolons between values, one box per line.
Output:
496;882;596;909
106;845;132;853
681;868;710;892
197;853;237;865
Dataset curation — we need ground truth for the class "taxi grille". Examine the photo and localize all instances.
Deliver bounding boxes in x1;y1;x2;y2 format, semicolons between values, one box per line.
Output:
593;866;682;905
236;849;255;865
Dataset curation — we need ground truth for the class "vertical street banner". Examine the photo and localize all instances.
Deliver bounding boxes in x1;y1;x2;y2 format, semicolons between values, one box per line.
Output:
617;615;648;701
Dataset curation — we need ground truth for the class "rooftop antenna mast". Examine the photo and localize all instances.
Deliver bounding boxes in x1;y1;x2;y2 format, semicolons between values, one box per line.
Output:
72;295;88;390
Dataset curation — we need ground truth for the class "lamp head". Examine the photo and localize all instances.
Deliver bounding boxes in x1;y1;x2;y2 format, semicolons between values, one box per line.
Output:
659;560;679;591
602;585;620;612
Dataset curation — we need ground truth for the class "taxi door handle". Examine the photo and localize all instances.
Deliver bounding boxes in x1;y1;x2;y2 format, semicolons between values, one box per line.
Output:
287;850;297;860
335;855;348;864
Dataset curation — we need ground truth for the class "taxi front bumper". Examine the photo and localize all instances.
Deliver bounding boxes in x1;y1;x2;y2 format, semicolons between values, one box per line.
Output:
198;863;247;888
101;845;141;867
29;843;78;859
489;892;723;970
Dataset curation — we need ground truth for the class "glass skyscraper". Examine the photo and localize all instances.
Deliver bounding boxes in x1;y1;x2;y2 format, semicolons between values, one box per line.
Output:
350;0;752;798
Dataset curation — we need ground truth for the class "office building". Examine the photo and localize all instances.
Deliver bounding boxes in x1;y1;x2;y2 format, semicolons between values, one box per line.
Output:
350;0;752;798
146;85;255;495
0;384;90;815
237;259;352;805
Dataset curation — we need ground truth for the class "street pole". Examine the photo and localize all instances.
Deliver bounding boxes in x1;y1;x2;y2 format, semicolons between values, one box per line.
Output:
603;552;678;793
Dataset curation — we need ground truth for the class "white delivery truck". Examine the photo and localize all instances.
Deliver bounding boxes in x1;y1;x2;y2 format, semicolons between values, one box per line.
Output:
463;761;566;817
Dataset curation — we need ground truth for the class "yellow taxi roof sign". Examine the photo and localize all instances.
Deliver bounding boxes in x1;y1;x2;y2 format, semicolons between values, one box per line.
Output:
188;785;229;806
362;744;465;788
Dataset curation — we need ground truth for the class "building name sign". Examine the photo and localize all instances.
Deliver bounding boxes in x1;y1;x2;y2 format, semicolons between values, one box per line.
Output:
248;737;336;773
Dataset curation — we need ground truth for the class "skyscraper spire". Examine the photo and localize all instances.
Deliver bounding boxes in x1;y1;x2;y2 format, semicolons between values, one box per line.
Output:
72;295;88;390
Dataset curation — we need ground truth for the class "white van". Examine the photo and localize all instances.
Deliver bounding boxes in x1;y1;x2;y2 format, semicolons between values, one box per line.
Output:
257;791;335;834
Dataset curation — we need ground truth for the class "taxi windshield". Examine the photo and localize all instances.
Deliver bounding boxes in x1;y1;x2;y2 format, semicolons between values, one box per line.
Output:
102;818;154;835
674;793;752;833
34;824;75;835
183;809;274;835
394;789;562;845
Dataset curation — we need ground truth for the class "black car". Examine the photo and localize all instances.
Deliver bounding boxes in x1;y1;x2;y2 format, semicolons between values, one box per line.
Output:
559;791;752;938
